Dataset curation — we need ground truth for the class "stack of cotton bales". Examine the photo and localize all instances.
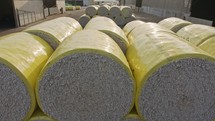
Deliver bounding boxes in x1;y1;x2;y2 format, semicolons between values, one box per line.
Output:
124;21;215;121
79;5;135;27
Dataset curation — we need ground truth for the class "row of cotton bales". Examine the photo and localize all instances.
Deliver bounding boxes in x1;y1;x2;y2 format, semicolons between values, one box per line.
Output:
158;17;215;58
78;5;135;27
1;15;215;121
123;18;215;121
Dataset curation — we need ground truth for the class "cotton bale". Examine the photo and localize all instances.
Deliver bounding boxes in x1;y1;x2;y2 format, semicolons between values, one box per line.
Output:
114;16;126;26
85;16;129;53
121;6;133;18
126;32;215;121
78;14;91;28
29;108;55;121
177;24;215;46
110;6;121;17
127;23;175;43
0;32;53;121
158;17;192;32
125;15;136;24
85;5;98;17
98;5;110;16
25;17;82;50
198;36;215;57
36;30;135;121
123;20;145;37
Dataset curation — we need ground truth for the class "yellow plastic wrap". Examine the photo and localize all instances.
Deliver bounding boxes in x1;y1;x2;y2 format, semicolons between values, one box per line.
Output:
36;30;135;120
126;31;215;120
177;24;215;46
123;20;146;37
29;108;56;121
85;16;129;53
198;36;215;57
127;22;175;43
158;17;192;32
0;32;53;121
25;17;82;49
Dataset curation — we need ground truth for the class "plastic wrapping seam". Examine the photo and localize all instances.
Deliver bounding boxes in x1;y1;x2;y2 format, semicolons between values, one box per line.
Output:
0;32;53;121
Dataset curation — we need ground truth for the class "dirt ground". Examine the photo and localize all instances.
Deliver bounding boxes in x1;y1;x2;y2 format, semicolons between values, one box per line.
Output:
0;8;162;36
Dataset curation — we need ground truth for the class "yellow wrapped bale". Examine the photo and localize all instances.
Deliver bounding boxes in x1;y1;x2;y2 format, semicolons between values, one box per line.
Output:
158;17;192;32
36;30;135;121
127;32;215;121
177;24;215;46
127;23;175;43
0;32;53;121
123;20;146;37
85;16;129;53
25;17;82;50
29;108;55;121
198;36;215;57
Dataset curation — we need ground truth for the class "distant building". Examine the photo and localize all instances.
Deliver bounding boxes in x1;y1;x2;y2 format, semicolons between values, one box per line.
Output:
0;0;65;28
65;0;94;6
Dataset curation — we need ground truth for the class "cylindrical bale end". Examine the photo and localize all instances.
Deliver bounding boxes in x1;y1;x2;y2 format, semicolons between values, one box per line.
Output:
125;14;136;24
85;5;98;17
78;14;91;28
36;30;135;121
0;32;53;121
121;6;133;18
114;16;126;27
110;6;121;17
98;5;110;16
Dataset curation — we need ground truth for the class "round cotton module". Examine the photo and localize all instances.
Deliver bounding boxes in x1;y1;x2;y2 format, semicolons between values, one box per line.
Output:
121;6;132;18
126;32;215;121
0;32;53;121
78;14;91;28
123;20;145;37
110;6;121;17
158;17;192;32
85;6;98;17
98;5;109;16
85;16;129;54
177;24;215;46
125;15;136;24
25;17;82;50
114;16;126;26
36;30;135;121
